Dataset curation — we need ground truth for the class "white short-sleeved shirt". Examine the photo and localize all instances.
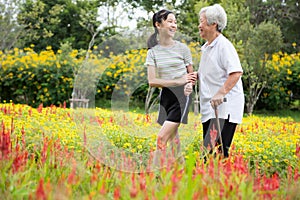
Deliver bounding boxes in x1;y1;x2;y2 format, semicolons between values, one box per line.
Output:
198;34;244;123
145;41;193;80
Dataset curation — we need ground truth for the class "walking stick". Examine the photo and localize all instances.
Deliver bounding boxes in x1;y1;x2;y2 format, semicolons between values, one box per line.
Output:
213;98;227;157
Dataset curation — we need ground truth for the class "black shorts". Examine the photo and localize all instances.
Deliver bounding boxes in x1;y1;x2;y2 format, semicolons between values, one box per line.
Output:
157;85;192;126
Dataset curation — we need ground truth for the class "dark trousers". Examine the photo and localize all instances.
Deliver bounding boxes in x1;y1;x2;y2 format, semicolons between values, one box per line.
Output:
202;116;237;158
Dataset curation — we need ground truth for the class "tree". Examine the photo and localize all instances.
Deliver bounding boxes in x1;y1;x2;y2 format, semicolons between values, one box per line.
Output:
0;0;24;51
246;0;300;53
17;0;154;52
17;0;63;51
17;0;100;51
243;22;283;114
179;0;223;44
126;0;169;12
175;0;200;42
221;0;283;114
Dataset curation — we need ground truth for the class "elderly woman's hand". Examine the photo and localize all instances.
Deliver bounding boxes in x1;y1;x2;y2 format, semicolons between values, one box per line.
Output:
210;93;226;108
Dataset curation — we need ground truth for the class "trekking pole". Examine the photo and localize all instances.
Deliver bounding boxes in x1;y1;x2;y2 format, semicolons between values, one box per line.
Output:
181;83;192;122
213;98;227;157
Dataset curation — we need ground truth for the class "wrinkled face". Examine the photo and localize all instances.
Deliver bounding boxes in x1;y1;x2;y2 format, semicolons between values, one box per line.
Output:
198;13;216;40
156;13;177;38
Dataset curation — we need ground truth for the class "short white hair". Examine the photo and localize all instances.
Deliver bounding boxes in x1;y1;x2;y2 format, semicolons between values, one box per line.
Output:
199;4;227;32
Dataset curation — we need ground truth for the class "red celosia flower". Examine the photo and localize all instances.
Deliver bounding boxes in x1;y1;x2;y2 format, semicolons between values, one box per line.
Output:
83;125;87;147
28;108;32;116
294;168;299;182
36;179;46;200
100;184;106;195
12;143;28;173
0;122;11;159
233;154;248;175
219;186;225;199
157;136;166;151
113;187;120;200
67;162;77;184
194;122;198;130
96;116;104;126
37;103;43;113
21;126;26;148
193;192;201;200
209;124;218;149
130;184;138;198
296;143;300;158
110;116;114;123
208;158;214;178
222;159;232;178
145;114;151;123
41;137;49;165
139;173;146;191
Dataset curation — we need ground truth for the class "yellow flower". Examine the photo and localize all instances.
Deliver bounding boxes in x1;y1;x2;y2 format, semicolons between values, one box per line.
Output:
123;143;131;148
106;71;112;77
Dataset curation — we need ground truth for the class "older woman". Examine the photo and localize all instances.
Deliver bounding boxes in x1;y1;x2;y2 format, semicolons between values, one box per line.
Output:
186;4;244;158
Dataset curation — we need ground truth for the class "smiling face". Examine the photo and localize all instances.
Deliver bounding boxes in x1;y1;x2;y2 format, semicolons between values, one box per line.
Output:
156;13;177;38
198;12;217;41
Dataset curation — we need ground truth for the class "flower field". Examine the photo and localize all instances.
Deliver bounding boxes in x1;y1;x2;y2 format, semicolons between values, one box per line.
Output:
1;102;300;199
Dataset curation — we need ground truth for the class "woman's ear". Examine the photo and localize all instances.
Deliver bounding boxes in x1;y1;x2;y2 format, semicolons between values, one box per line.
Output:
212;23;218;30
155;21;160;29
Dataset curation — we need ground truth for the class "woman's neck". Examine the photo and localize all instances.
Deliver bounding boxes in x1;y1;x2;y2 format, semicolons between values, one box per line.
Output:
207;32;220;45
158;37;174;47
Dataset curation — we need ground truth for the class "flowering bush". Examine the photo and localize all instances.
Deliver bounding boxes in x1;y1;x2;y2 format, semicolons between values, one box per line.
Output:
0;46;78;106
259;51;300;109
0;44;299;110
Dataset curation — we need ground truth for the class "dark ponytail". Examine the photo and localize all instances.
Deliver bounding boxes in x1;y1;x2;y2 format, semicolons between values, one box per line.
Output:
147;30;159;49
147;9;173;49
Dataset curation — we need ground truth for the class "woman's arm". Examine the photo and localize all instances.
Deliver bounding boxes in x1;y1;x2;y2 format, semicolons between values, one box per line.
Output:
186;64;194;73
210;71;243;107
147;65;188;87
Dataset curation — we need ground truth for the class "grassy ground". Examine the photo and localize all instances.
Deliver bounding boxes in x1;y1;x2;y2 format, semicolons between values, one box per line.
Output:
253;109;300;122
96;98;300;122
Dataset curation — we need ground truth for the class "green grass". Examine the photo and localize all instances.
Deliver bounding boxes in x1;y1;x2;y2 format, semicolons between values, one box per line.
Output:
253;109;300;122
96;98;300;121
95;98;147;113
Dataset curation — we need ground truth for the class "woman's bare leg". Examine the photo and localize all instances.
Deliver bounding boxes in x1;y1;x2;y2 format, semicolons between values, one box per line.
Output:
153;121;180;169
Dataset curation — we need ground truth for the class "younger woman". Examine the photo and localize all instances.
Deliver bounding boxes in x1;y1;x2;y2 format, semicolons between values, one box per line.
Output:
145;9;197;170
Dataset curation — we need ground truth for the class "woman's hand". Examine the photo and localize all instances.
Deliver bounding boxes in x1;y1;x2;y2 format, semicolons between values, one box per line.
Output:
187;72;198;85
184;82;193;96
210;93;225;108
